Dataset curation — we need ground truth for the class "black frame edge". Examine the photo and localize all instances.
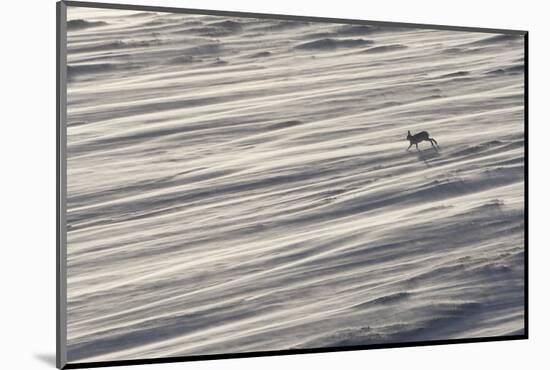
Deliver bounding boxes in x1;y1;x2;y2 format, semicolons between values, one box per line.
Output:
62;335;527;369
58;1;529;369
62;0;527;35
523;32;529;339
57;1;68;369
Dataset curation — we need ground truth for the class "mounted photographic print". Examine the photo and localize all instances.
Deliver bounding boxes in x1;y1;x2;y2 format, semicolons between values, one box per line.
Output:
56;1;528;369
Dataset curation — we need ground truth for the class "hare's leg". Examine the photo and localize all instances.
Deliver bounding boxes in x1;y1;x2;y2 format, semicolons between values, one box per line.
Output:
415;143;419;150
429;139;436;148
432;138;439;147
407;143;412;151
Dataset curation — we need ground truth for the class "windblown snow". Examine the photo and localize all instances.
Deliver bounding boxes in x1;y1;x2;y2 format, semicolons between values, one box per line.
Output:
65;6;525;363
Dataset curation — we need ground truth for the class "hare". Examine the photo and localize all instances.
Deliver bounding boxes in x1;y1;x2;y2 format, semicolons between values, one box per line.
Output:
406;130;439;151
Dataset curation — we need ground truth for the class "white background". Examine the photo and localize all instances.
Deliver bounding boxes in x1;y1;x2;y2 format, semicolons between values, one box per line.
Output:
1;0;547;369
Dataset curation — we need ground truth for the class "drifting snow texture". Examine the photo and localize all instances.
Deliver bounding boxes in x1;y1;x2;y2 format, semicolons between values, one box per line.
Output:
66;6;525;363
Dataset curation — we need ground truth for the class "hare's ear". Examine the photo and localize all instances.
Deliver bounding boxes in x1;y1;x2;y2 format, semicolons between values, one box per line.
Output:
408;130;411;135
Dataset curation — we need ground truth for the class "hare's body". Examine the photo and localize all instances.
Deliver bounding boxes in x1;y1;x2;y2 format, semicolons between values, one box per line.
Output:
406;130;439;151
